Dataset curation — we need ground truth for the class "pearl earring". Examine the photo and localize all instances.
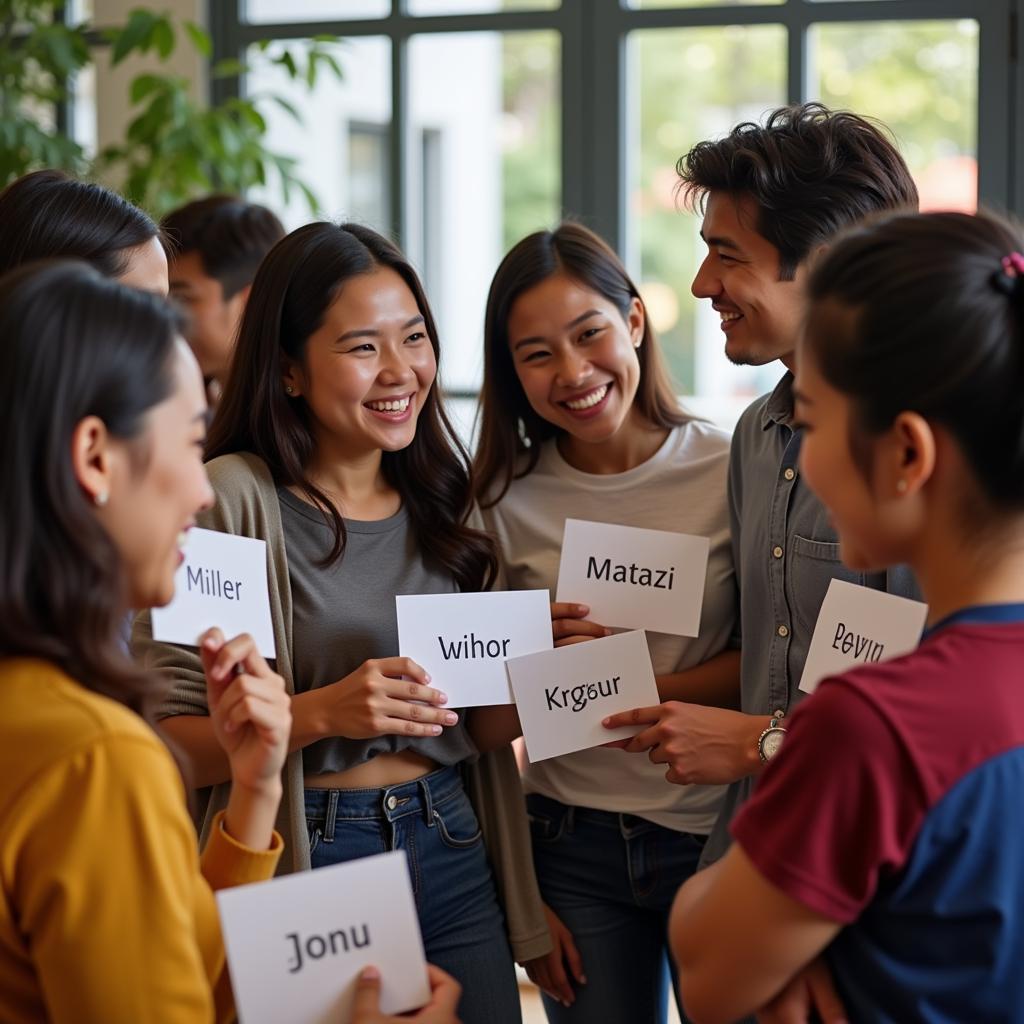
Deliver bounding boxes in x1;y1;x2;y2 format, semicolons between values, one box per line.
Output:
896;479;908;494
94;490;109;507
285;385;294;395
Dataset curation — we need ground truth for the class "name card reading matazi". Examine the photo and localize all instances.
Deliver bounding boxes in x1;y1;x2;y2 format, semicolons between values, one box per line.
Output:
507;629;660;762
396;589;552;706
151;527;275;658
798;579;928;695
217;850;429;1024
555;519;710;636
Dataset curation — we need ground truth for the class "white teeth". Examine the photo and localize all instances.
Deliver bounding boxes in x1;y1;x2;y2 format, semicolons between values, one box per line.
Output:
719;311;742;322
564;384;609;411
177;531;188;549
367;396;411;413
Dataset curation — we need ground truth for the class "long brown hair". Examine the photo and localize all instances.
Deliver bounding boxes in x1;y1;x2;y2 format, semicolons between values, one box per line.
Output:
206;221;497;590
0;260;184;720
474;222;688;506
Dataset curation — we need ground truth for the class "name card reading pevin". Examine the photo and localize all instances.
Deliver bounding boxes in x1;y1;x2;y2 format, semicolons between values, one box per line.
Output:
506;629;660;762
555;519;710;637
151;527;276;658
396;589;552;707
217;850;429;1024
798;579;928;695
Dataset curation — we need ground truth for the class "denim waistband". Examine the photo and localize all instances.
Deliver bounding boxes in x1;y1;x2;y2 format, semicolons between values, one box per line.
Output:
526;791;702;838
305;764;464;830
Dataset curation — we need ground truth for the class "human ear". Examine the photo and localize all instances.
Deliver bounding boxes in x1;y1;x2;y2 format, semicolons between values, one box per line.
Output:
888;411;936;499
282;359;303;398
71;415;116;508
627;297;645;349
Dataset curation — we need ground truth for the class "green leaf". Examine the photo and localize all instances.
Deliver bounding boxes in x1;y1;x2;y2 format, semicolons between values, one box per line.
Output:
151;18;175;60
212;57;247;79
270;95;302;122
273;50;298;80
129;73;165;105
184;20;212;58
110;9;156;65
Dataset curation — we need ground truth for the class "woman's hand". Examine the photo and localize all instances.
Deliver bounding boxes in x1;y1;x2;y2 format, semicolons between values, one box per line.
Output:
317;657;458;740
550;601;610;649
523;903;586;1008
201;627;291;793
351;964;462;1023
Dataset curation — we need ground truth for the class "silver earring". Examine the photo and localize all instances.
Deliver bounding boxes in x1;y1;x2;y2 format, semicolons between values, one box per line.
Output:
896;479;908;494
94;490;109;507
285;385;294;395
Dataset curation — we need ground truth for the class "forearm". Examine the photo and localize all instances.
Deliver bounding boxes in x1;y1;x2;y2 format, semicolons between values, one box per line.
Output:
224;780;283;851
161;689;330;789
657;649;741;708
468;704;523;752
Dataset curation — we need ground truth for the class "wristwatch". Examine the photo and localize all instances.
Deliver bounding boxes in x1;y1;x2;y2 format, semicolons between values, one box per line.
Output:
757;711;787;763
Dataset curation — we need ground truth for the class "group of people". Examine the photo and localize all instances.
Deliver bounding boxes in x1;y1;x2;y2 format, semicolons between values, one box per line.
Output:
0;100;1022;1024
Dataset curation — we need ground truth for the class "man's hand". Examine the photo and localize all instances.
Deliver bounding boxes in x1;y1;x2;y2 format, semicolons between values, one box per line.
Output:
756;957;847;1024
522;903;587;1007
602;702;769;785
351;964;462;1023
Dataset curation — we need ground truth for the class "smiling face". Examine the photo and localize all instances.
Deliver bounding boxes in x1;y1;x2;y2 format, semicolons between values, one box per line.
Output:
94;340;213;608
691;191;809;368
507;271;645;446
283;266;437;459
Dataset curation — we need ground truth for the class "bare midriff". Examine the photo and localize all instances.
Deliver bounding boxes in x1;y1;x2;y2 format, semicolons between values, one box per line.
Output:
304;749;439;791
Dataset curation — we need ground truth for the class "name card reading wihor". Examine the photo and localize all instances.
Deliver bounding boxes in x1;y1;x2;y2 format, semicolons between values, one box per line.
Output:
506;629;660;762
555;519;710;637
217;850;429;1024
396;590;552;707
798;579;928;695
151;527;276;658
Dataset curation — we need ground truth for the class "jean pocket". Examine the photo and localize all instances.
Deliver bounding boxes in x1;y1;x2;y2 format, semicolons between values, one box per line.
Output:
787;535;866;637
306;822;323;858
432;795;483;850
525;807;567;845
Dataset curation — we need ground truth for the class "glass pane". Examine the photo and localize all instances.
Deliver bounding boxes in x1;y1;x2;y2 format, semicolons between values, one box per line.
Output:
245;36;391;231
408;31;560;391
410;0;556;12
244;0;388;23
809;19;979;213
628;25;787;424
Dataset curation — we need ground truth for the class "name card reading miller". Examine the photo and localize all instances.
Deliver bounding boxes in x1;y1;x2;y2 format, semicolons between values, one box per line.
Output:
506;629;660;762
396;589;552;706
555;519;710;637
798;579;928;695
217;850;429;1024
151;527;276;658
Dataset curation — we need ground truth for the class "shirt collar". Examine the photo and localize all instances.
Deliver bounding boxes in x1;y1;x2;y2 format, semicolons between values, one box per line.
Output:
760;370;796;431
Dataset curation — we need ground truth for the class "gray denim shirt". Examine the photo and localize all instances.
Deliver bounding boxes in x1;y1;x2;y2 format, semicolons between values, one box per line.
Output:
701;373;919;866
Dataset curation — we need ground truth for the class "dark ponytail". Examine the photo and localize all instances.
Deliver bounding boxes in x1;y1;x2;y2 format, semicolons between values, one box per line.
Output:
806;209;1024;509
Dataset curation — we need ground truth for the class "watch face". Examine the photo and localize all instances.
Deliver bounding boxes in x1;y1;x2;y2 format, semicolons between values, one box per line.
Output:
762;727;786;760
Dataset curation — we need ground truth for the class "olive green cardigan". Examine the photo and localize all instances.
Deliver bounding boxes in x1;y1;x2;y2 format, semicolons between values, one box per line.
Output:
132;451;551;963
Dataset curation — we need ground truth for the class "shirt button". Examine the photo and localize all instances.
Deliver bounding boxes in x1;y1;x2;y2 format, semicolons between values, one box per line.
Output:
772;545;784;559
784;467;796;481
386;795;398;811
777;624;790;638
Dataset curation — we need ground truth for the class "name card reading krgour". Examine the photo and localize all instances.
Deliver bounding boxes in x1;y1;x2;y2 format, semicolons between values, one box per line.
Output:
555;519;710;637
217;850;429;1024
151;527;276;658
798;579;928;695
506;629;660;762
396;589;552;706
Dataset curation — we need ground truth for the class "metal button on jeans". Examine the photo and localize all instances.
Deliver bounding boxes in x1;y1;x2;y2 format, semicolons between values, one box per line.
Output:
386;795;398;811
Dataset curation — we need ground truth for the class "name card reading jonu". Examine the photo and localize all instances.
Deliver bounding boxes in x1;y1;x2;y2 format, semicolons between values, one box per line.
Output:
396;589;552;706
555;519;710;637
506;629;660;762
151;527;276;658
217;850;429;1024
798;579;928;695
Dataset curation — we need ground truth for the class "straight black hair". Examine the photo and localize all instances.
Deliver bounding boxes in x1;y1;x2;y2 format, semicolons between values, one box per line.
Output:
205;221;498;590
0;260;185;720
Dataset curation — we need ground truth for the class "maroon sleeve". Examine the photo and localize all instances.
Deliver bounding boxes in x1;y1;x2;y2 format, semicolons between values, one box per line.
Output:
731;677;926;923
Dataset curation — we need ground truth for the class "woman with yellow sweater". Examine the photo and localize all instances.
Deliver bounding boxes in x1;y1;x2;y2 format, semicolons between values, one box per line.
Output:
0;260;460;1023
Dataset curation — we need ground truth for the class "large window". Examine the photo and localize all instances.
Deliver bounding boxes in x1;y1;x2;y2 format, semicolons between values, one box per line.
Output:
215;0;1017;425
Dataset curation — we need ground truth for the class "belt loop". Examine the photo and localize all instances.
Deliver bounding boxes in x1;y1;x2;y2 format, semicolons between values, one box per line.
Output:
420;775;436;827
566;805;575;835
323;789;340;843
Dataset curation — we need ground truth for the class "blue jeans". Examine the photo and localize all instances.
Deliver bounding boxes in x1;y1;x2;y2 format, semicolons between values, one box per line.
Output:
304;766;521;1024
526;793;706;1024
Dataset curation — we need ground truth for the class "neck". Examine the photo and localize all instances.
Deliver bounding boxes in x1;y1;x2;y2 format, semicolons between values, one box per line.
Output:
304;434;393;517
557;409;669;475
912;519;1024;626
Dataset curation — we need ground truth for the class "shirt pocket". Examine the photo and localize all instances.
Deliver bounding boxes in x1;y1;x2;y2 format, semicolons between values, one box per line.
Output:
787;535;867;638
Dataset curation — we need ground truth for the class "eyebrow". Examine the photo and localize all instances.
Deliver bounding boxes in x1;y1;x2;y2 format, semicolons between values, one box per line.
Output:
699;230;743;253
512;309;604;351
337;314;425;343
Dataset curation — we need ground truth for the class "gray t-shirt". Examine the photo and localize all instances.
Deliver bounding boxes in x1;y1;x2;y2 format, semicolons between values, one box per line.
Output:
279;488;476;776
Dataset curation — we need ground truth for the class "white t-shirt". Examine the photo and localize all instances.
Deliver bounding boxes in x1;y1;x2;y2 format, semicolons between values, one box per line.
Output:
481;419;736;834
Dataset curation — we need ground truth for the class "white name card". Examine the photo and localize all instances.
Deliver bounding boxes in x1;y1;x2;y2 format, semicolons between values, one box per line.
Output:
506;629;660;762
396;589;552;707
798;579;928;695
217;850;430;1024
151;527;276;658
555;519;710;637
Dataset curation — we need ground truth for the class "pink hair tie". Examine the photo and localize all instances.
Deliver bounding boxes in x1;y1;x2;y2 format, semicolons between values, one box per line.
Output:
1002;252;1024;277
993;252;1024;296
